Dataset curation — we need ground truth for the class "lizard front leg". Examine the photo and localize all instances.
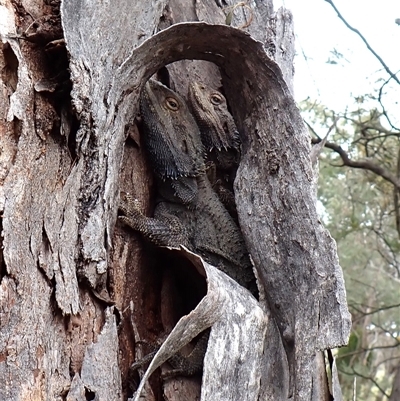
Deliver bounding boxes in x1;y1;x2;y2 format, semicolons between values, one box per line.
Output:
118;192;191;249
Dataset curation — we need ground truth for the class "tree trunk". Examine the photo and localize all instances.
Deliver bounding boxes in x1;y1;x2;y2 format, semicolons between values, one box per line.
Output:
0;1;350;400
390;364;400;401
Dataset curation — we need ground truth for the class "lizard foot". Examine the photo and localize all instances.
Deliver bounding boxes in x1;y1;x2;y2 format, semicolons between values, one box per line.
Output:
118;192;146;231
119;192;142;217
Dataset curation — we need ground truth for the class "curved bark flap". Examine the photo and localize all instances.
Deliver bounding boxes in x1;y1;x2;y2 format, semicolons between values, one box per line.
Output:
60;2;350;396
118;22;351;398
133;247;268;401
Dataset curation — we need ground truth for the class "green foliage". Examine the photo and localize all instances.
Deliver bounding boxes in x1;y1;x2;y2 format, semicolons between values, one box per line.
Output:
301;98;400;400
336;330;361;369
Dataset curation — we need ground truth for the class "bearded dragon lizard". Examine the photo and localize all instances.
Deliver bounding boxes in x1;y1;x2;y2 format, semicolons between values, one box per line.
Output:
119;79;257;377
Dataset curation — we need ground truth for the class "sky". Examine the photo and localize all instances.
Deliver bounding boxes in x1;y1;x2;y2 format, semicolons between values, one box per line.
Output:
273;0;400;121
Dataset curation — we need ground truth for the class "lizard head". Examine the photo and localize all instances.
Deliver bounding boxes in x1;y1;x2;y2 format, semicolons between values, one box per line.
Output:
140;79;205;180
188;82;241;152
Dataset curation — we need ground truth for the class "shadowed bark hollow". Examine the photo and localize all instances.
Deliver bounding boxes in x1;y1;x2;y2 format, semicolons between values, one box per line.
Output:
0;1;350;400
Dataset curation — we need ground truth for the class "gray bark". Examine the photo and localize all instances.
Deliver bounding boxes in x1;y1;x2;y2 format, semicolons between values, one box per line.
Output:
389;364;400;401
0;0;350;400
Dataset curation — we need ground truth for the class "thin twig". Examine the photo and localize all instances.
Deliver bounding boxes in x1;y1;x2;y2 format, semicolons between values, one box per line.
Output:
339;366;390;398
377;71;400;131
395;146;400;236
324;0;400;85
349;302;400;317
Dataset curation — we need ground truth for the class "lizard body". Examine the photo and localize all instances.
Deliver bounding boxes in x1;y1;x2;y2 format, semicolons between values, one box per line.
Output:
119;79;256;378
121;79;256;293
188;82;240;155
188;82;241;218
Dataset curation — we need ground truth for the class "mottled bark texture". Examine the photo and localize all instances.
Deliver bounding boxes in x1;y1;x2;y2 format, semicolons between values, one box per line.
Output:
390;365;400;401
0;0;350;400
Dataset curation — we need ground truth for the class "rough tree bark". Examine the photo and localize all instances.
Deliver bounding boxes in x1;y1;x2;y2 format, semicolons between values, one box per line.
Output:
0;1;350;400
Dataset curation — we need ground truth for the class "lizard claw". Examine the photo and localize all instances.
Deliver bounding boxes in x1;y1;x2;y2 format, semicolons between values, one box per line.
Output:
118;192;146;232
119;192;142;217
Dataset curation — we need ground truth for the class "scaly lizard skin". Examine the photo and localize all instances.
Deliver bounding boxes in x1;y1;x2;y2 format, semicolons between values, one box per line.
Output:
188;82;241;217
120;79;256;293
119;79;257;377
187;82;240;158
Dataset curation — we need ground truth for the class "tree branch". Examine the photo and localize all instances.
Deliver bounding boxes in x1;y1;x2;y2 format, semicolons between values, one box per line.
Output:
395;146;400;236
377;71;400;131
371;228;400;273
349;367;391;398
349;302;400;317
338;365;391;398
324;0;400;85
311;137;400;189
337;344;400;362
370;321;400;343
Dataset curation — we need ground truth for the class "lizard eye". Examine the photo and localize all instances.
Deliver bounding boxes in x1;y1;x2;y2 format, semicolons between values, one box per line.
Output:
210;93;223;105
165;97;179;111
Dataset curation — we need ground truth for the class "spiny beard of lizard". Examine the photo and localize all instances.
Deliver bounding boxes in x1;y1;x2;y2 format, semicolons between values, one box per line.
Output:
188;82;241;219
121;79;258;379
140;79;205;182
132;79;257;295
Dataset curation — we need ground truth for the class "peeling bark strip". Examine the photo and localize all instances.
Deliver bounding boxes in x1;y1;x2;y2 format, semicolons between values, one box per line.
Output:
120;23;350;398
132;248;268;401
60;3;351;396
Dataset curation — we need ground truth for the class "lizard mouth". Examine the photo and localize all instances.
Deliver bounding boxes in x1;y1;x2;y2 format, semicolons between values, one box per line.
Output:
223;121;229;134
